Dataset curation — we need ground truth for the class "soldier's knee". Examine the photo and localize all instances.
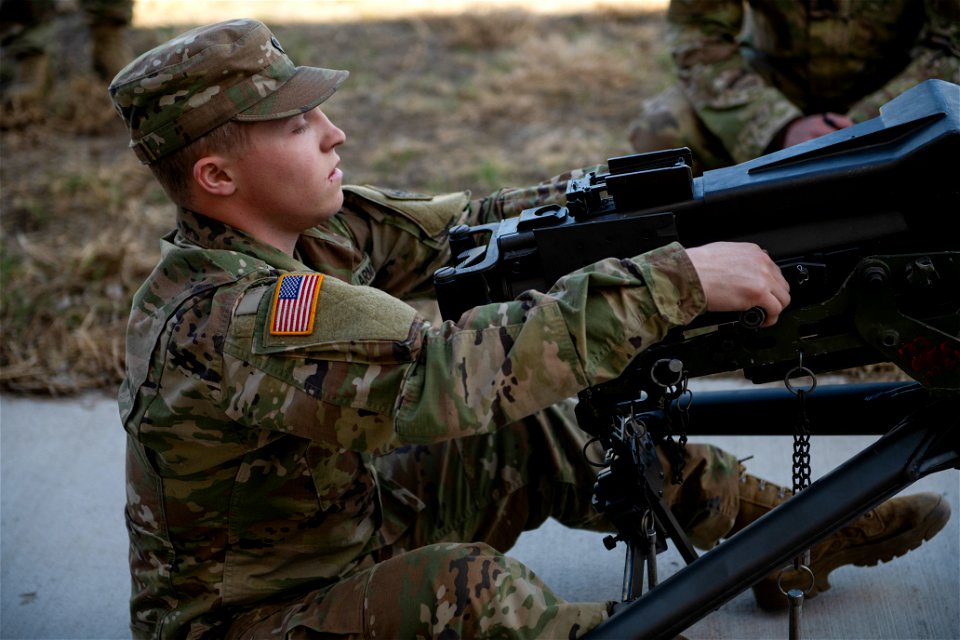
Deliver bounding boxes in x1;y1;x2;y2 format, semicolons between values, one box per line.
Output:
366;542;564;637
629;85;693;151
628;85;733;173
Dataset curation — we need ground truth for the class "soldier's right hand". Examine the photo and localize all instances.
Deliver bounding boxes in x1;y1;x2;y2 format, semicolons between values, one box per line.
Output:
782;112;854;148
686;242;790;328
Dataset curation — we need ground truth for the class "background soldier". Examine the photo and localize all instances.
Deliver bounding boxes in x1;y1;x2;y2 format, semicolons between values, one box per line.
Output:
629;0;960;173
1;0;132;116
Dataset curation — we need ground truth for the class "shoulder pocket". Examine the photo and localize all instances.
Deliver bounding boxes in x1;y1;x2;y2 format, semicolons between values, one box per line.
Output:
248;274;421;363
343;184;470;239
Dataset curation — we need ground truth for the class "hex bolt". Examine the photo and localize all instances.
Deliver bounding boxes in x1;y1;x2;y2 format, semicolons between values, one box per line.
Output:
863;264;889;288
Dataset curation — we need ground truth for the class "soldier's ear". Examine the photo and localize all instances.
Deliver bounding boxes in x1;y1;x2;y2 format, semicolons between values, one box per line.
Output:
193;154;236;197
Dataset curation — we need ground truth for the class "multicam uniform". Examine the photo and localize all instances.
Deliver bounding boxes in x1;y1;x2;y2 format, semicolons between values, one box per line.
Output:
120;174;743;639
0;0;132;83
630;0;960;169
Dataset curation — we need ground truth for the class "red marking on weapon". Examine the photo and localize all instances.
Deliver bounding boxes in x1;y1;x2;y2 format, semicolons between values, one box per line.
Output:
897;337;960;379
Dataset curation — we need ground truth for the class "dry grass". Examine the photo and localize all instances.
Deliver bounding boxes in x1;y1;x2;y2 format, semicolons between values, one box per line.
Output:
0;5;909;395
0;7;674;394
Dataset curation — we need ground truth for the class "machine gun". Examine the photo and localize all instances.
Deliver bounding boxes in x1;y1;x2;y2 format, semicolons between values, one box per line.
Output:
433;80;959;639
435;79;959;392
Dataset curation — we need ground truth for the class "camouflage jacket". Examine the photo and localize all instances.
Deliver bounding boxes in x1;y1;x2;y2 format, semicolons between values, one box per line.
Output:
119;174;705;638
667;0;960;163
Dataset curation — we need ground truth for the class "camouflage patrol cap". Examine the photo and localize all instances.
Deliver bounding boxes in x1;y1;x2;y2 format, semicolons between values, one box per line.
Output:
108;18;349;164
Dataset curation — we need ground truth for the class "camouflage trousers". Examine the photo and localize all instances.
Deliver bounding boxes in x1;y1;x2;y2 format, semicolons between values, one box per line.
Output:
225;399;741;639
628;84;739;174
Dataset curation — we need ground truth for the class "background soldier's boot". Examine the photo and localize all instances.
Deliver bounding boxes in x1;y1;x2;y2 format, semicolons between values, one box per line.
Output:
1;52;50;107
89;23;130;80
730;474;951;610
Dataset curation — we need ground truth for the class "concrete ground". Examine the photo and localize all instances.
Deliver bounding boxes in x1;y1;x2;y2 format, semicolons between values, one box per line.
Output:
1;381;957;639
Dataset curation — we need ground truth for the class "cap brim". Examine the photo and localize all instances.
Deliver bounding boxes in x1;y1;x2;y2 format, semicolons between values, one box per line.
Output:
233;66;349;122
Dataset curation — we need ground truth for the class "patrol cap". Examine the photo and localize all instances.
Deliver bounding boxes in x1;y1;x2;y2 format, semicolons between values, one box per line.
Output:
108;18;349;164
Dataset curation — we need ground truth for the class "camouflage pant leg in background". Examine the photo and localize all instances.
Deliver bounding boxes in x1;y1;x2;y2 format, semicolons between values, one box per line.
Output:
0;0;131;90
628;84;736;174
226;400;741;638
79;0;134;26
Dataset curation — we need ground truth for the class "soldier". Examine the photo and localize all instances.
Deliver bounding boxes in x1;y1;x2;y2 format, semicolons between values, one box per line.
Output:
629;0;960;173
108;19;949;639
0;0;131;111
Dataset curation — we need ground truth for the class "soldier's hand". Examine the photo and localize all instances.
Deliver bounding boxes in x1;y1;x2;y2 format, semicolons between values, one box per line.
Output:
782;112;854;148
686;242;790;327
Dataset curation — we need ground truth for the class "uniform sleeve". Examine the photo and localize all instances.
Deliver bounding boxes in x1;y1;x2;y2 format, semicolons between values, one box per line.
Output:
845;0;960;122
221;243;705;453
297;168;605;302
465;164;604;224
395;243;704;442
667;0;801;163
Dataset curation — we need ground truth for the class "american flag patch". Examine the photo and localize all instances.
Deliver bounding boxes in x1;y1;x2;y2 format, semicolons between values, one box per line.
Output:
269;273;324;335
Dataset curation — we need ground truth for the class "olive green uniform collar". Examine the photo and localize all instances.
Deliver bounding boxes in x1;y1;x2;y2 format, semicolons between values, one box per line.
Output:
176;207;319;273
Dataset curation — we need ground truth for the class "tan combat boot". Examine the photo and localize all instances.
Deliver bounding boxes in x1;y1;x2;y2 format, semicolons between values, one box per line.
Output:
730;474;951;610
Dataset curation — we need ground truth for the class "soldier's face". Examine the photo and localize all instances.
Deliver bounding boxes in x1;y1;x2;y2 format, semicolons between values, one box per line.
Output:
230;107;346;232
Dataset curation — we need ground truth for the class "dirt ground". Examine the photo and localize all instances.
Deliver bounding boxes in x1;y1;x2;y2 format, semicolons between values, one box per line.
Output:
0;5;674;393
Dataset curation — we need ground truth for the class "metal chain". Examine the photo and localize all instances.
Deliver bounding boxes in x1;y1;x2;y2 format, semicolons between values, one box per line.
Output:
780;354;818;640
792;389;812;493
784;355;816;493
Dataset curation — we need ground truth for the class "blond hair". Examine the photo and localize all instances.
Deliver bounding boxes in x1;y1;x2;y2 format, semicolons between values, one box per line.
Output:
148;121;252;207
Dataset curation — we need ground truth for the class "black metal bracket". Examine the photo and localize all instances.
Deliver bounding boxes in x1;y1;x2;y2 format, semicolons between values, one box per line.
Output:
586;393;959;639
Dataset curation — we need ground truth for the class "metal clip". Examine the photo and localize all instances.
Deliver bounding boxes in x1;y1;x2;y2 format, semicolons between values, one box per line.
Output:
788;588;805;640
784;351;817;396
642;510;658;591
778;559;815;640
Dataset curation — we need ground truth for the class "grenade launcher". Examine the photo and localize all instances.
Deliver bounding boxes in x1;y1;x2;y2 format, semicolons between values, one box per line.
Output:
433;79;959;639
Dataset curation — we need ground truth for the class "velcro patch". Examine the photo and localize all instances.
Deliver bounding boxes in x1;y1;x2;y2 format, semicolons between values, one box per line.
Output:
270;273;323;335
